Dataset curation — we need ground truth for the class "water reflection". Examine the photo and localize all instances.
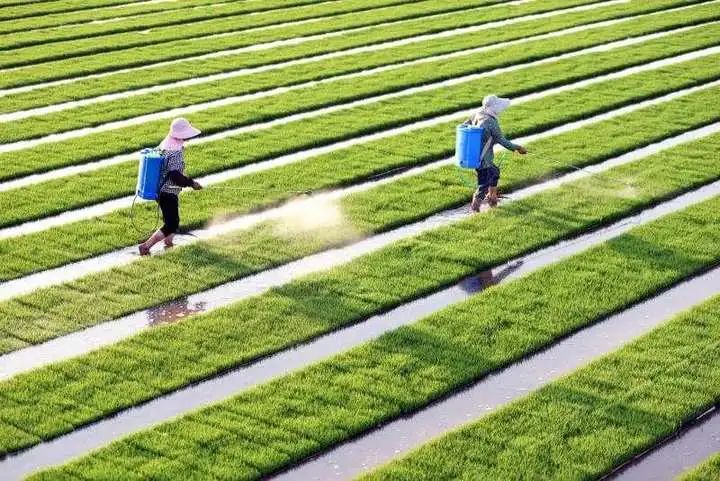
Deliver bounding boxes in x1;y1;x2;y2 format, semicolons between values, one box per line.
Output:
147;298;208;326
460;260;524;293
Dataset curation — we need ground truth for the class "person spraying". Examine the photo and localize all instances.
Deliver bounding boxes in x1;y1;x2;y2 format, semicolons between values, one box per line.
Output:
464;95;528;211
138;118;203;256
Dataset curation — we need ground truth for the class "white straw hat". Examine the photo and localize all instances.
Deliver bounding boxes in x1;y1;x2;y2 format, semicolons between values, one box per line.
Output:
482;95;511;116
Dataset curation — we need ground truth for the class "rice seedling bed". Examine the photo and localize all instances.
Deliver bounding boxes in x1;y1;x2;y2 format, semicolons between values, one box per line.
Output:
1;78;716;352
0;0;162;21
358;297;720;481
0;0;510;70
2;19;717;210
16;153;720;480
2;123;719;458
1;0;437;51
3;0;690;114
0;0;337;35
5;1;717;147
678;453;720;481
1;51;718;285
0;0;607;89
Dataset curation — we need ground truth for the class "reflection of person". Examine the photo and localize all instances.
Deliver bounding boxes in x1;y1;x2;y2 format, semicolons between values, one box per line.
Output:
147;298;207;326
465;95;528;211
139;118;203;256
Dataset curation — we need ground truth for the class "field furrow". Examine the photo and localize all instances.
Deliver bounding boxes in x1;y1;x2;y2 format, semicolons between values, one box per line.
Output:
0;0;618;89
0;0;672;113
0;0;419;49
357;296;720;481
2;1;717;147
0;43;717;284
12;163;720;481
0;124;718;458
0;0;512;70
0;0;334;34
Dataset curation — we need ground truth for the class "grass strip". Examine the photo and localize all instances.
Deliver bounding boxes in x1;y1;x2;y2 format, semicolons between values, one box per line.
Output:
359;305;720;480
0;0;156;21
17;142;720;480
1;49;718;283
2;19;717;191
0;0;334;34
2;114;720;457
4;0;717;147
0;0;372;40
3;0;689;114
1;78;716;351
0;0;433;51
0;0;609;89
677;454;720;481
0;0;510;70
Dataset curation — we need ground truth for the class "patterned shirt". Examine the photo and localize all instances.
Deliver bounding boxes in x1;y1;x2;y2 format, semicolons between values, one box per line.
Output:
466;112;519;168
159;150;185;195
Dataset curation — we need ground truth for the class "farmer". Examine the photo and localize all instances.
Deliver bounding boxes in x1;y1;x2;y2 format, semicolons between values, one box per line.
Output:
465;94;528;211
138;118;203;256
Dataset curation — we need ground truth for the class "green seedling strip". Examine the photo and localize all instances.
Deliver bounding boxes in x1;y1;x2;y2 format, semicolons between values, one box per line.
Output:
5;1;718;147
677;454;720;481
0;0;336;34
0;0;160;21
1;50;718;284
0;0;438;51
0;0;509;69
1;76;716;353
16;143;720;479
359;301;720;480
2;0;694;114
2;18;717;199
2;115;720;457
0;0;613;89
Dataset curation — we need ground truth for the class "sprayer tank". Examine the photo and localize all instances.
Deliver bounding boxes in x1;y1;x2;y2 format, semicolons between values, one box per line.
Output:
136;149;165;201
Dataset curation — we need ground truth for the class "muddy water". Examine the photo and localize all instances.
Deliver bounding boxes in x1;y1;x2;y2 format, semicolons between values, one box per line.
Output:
267;267;720;481
607;408;720;481
3;182;720;480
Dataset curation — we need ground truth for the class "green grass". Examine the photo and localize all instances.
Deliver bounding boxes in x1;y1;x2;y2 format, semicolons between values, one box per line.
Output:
0;0;612;89
677;454;720;481
359;308;720;481
4;0;717;146
2;123;720;457
2;79;716;351
0;0;330;34
0;0;160;21
20;163;720;481
2;0;691;114
0;0;420;50
1;48;718;283
0;0;510;70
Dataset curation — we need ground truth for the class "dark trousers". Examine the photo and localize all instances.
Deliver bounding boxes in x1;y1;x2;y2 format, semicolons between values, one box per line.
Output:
158;192;180;236
475;164;500;188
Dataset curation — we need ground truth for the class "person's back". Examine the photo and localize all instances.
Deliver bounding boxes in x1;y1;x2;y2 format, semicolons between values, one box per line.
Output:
468;95;528;211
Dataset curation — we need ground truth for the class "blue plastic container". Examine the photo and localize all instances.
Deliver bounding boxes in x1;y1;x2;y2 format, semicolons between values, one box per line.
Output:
136;148;165;200
455;124;487;169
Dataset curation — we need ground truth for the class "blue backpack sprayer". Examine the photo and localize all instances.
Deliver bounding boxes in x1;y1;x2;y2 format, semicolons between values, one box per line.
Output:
455;123;499;201
129;149;170;235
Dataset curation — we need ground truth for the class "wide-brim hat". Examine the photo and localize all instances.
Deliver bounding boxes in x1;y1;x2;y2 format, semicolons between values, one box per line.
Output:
482;95;511;115
169;117;201;140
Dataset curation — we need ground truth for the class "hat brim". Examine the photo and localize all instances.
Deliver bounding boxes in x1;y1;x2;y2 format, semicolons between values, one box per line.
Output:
172;125;201;140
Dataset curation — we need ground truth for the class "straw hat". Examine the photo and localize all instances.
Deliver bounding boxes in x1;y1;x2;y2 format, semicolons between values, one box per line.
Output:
168;118;201;140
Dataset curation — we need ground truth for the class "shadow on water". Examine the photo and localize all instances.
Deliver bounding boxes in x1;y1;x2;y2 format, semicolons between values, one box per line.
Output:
459;261;524;293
